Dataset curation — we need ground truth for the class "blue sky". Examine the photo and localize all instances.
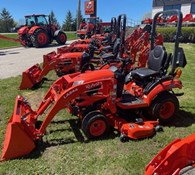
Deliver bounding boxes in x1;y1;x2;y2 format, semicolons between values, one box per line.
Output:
0;0;153;25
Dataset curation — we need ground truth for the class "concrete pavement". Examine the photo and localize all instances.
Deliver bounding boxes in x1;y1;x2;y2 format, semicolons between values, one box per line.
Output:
0;40;75;79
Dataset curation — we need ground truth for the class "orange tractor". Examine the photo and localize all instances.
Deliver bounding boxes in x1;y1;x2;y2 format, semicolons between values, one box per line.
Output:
0;14;67;48
77;17;111;39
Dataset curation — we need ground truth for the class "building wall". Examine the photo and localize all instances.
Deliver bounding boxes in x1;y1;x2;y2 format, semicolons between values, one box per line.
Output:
152;7;164;18
152;3;192;18
181;3;191;16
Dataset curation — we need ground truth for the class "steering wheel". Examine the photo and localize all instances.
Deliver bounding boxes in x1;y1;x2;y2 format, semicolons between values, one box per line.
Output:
81;63;95;73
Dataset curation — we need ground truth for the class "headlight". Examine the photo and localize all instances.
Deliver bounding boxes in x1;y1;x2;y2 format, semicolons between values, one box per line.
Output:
73;80;84;86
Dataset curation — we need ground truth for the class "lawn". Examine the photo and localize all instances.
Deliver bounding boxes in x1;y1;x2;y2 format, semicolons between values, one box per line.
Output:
0;43;194;175
0;32;78;49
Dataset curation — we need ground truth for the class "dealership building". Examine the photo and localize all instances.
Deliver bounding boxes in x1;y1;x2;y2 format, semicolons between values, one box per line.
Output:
152;0;195;17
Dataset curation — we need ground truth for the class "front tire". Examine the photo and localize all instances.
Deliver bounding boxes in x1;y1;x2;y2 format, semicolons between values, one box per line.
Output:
81;111;109;139
31;29;49;48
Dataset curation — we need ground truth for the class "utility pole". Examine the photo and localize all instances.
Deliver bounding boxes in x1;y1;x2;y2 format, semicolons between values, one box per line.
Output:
77;0;81;30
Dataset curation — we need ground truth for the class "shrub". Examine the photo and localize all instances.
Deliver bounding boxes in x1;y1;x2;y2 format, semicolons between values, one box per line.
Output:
157;26;195;43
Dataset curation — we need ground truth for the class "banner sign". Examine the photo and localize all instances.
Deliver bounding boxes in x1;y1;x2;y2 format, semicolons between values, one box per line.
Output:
85;1;95;15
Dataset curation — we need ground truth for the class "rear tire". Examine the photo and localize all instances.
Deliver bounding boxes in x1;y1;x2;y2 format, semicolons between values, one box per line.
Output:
56;31;67;45
31;29;49;48
81;111;109;139
148;92;179;124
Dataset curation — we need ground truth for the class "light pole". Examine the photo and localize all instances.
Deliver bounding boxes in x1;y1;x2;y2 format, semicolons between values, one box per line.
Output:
77;0;81;30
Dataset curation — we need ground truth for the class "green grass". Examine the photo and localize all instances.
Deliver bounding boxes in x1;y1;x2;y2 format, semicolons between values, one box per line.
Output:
0;34;21;48
0;43;194;175
0;32;78;49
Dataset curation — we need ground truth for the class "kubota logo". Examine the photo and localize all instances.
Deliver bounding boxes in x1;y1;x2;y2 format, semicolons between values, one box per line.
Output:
85;82;102;89
87;2;92;9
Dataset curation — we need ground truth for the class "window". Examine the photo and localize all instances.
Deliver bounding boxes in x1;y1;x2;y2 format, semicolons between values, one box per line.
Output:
164;4;181;11
191;3;195;14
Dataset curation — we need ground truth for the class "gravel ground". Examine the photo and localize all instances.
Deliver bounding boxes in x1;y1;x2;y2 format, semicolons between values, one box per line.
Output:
0;40;75;79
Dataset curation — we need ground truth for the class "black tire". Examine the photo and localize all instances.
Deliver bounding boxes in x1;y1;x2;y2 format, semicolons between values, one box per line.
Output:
179;166;195;175
31;29;49;48
148;91;179;124
81;111;110;139
56;31;67;45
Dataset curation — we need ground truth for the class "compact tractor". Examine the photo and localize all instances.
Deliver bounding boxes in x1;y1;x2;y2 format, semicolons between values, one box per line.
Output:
77;17;111;39
1;10;187;161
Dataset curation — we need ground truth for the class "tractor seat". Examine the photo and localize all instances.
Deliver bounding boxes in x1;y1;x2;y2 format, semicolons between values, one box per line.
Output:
102;53;115;61
101;38;121;61
129;45;168;80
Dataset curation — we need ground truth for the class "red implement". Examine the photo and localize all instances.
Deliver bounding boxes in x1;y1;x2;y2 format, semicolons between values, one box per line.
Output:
145;134;195;175
1;96;37;161
19;64;42;90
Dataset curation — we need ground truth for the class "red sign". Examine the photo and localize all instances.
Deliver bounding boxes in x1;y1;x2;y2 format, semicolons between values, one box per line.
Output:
85;1;95;15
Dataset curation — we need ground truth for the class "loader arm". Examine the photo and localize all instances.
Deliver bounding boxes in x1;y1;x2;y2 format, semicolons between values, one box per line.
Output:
2;75;113;160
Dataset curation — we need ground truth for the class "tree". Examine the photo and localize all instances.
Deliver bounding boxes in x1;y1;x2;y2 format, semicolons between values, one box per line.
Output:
75;9;83;31
0;8;16;32
62;10;74;31
49;10;61;29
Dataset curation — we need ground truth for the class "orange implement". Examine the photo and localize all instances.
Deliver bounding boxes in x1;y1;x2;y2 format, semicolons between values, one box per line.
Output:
1;96;37;161
145;134;195;175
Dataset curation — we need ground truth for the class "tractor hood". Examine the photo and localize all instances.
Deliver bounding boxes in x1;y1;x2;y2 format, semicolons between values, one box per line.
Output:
58;52;83;59
72;69;114;85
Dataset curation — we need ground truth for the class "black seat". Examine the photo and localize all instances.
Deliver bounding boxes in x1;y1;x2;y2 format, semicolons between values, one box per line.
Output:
130;45;168;80
101;38;121;61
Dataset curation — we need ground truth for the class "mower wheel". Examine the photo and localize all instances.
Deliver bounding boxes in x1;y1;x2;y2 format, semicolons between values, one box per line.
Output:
32;29;49;48
81;111;109;139
56;31;67;45
81;63;95;73
155;125;163;132
149;92;179;123
120;134;129;143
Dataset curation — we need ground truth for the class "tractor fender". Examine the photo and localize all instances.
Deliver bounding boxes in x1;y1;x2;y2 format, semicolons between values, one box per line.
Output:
28;26;43;34
54;30;64;37
144;79;182;105
18;26;29;35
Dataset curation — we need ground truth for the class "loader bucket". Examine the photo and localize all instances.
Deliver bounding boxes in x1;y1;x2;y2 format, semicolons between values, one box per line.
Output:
1;96;36;161
19;64;42;90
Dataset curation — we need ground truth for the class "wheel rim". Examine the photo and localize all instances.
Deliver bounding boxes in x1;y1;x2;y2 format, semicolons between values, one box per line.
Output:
159;102;175;119
59;33;66;42
89;119;106;137
37;32;47;45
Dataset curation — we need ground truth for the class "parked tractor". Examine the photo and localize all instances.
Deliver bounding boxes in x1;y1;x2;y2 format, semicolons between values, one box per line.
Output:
17;14;67;47
77;17;111;39
1;10;187;161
